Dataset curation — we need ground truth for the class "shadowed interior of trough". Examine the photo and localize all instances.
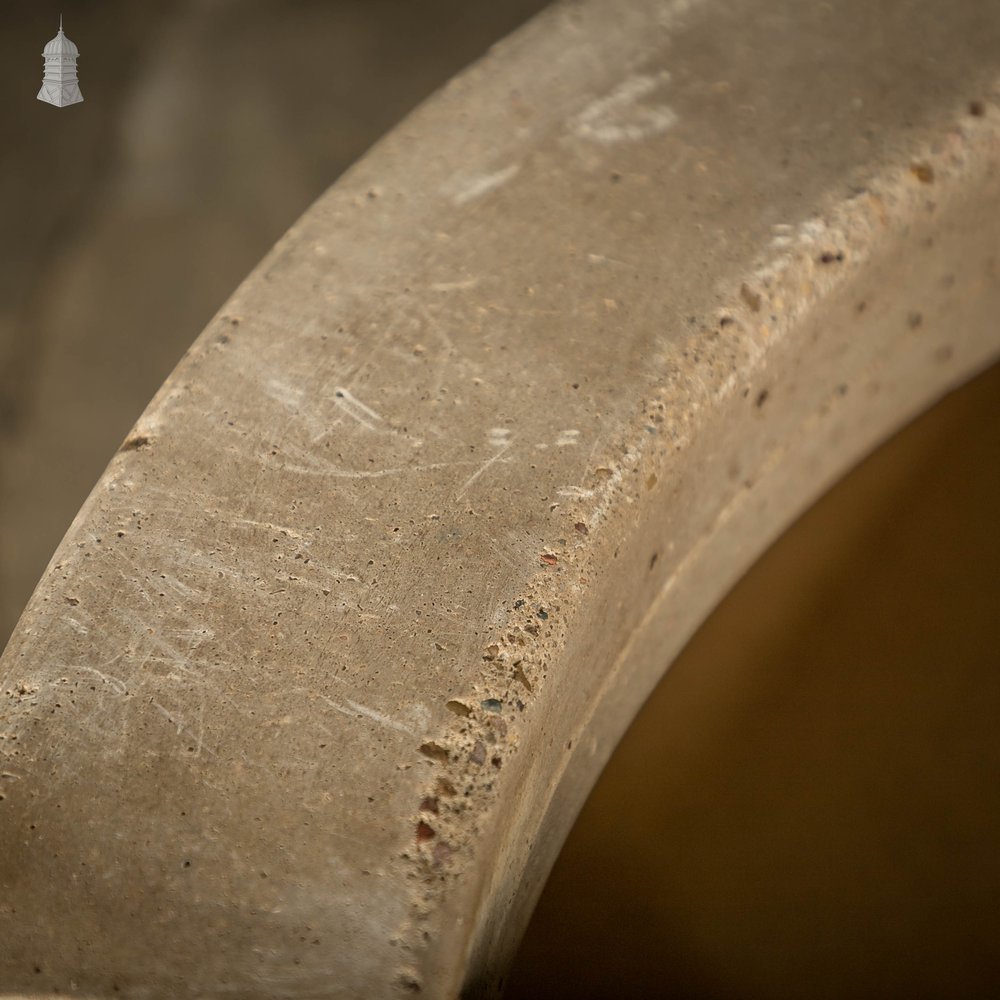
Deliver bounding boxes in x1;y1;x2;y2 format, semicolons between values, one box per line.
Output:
507;358;1000;998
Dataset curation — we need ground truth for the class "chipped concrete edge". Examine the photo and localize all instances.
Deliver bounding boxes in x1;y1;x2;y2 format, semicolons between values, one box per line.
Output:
396;88;1000;996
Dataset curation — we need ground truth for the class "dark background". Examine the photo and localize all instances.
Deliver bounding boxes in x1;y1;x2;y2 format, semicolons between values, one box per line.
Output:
2;3;999;997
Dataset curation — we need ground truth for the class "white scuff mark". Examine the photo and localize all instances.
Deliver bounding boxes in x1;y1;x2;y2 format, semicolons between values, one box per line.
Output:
158;573;200;601
195;695;206;756
311;563;362;584
151;699;183;733
276;440;506;482
175;545;249;586
430;278;479;292
405;703;431;734
264;378;329;439
555;429;580;446
333;386;384;431
265;378;304;409
148;697;216;757
488;427;513;447
488;536;521;573
587;252;634;267
133;622;204;682
571;72;678;144
77;665;128;696
456;441;513;498
164;625;216;644
281;444;476;479
311;417;344;445
64;616;89;635
447;163;521;207
229;517;309;541
557;486;595;498
318;694;414;736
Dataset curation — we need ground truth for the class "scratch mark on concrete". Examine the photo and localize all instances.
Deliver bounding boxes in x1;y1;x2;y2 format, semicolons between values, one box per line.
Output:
318;694;415;735
456;441;513;498
587;252;635;267
430;278;480;292
158;573;201;601
488;537;521;572
333;387;384;431
277;441;501;481
77;665;128;696
229;517;309;541
448;164;521;206
265;378;329;439
151;699;184;733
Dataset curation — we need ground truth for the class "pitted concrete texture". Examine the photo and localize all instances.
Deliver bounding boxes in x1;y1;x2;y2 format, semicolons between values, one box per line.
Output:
0;0;548;644
2;0;1000;997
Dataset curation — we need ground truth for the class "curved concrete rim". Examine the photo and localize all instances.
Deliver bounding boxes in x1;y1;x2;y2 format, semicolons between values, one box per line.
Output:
3;0;1000;996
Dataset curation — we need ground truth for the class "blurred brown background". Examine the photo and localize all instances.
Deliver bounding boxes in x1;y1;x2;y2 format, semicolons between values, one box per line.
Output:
1;3;998;997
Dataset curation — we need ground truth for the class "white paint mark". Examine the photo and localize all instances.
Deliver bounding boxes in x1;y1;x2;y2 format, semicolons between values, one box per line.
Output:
555;429;580;446
571;72;678;145
456;441;513;498
557;486;595;498
488;427;513;447
448;163;521;206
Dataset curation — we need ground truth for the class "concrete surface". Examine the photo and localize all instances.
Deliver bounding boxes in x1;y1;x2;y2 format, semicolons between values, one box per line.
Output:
1;0;1000;997
0;0;548;645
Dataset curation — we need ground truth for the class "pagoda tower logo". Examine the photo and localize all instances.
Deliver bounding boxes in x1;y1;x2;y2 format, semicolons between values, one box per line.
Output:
38;16;83;108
